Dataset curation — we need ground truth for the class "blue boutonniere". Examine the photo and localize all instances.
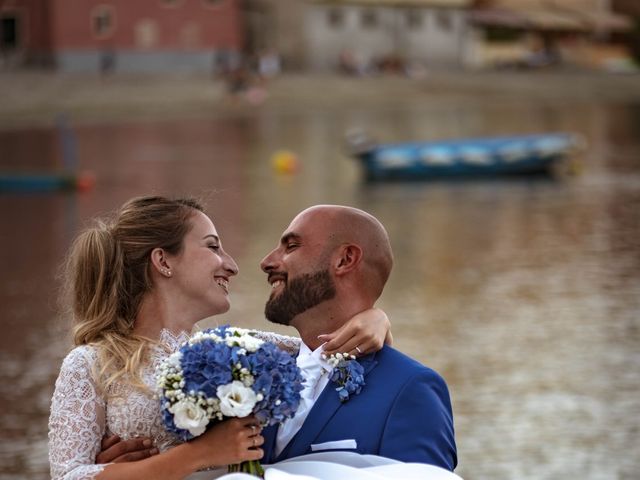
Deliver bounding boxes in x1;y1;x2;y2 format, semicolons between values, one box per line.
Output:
323;353;365;403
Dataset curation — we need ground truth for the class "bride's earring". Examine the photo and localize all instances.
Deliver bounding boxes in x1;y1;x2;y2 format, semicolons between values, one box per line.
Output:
161;268;172;277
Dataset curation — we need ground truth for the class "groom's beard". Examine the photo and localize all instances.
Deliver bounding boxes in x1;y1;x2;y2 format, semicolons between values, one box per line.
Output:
265;269;336;326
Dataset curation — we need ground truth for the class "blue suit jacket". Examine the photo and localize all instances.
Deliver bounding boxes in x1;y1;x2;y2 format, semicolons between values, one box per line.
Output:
262;345;457;470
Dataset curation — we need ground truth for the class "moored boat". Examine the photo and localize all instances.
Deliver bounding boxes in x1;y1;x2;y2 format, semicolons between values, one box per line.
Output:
0;171;96;193
348;133;584;181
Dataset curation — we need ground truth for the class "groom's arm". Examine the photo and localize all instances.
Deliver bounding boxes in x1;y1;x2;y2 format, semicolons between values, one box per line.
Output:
379;368;457;470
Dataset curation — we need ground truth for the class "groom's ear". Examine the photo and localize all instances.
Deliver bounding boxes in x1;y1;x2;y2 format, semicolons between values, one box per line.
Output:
334;244;362;276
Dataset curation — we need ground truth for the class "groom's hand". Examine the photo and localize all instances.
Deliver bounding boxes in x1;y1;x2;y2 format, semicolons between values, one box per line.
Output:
96;435;159;464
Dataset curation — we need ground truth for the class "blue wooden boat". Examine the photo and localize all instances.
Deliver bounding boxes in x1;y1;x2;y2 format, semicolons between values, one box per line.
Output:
348;133;584;181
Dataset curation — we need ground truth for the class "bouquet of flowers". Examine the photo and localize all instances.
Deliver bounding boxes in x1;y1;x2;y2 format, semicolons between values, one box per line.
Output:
156;326;304;476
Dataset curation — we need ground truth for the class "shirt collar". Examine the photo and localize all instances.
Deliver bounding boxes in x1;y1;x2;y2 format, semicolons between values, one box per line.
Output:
298;342;333;372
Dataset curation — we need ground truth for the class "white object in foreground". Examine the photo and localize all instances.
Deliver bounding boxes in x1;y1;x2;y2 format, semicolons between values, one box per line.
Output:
269;452;462;480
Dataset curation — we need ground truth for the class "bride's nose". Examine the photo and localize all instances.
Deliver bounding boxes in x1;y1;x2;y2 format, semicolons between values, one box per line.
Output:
223;252;239;276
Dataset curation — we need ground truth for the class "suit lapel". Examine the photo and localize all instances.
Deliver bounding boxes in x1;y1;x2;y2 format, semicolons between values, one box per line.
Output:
276;376;342;461
358;351;379;377
275;351;380;461
262;424;279;464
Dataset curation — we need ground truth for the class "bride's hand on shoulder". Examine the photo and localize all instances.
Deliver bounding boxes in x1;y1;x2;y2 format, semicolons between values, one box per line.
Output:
319;307;392;357
189;416;263;470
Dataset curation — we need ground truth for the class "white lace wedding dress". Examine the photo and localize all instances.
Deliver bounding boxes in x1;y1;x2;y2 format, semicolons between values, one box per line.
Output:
48;329;300;480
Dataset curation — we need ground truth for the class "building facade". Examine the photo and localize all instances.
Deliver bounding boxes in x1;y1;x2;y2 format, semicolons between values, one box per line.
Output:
467;0;634;69
0;0;244;72
305;0;472;72
0;0;51;67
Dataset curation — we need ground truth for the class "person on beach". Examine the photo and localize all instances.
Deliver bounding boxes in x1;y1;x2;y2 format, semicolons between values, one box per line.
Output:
48;196;391;479
259;205;457;470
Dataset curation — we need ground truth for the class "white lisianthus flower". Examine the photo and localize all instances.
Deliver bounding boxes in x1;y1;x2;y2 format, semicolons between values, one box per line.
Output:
217;380;258;417
169;399;209;437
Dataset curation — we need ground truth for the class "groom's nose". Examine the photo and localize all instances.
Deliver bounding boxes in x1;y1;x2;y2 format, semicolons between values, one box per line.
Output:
260;249;278;273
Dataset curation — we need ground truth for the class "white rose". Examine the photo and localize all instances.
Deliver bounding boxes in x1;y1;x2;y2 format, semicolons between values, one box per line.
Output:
217;380;258;417
169;399;209;437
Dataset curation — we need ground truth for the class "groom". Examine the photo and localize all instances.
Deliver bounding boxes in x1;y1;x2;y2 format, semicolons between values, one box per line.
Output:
259;205;457;470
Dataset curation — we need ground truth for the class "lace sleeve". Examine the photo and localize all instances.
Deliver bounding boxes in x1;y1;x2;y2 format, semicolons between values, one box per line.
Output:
250;330;301;355
48;346;108;480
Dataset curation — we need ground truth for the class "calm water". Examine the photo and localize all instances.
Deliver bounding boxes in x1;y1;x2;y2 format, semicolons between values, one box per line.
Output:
1;92;639;479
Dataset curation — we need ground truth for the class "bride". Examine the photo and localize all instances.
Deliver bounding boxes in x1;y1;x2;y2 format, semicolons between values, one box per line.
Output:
48;196;391;479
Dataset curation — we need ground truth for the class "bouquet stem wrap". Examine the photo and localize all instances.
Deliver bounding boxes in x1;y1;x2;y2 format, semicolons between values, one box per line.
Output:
228;460;265;477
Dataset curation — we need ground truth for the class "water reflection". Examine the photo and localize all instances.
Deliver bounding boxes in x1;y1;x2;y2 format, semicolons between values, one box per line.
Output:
0;98;639;479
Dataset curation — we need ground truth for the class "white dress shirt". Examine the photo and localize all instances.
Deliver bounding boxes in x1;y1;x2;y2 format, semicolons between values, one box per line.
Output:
275;343;333;456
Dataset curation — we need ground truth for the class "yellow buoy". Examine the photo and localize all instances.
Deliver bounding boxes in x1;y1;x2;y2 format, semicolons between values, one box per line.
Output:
271;150;299;174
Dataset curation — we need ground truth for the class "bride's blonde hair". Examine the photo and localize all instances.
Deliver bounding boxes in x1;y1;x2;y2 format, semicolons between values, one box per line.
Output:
62;196;204;391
